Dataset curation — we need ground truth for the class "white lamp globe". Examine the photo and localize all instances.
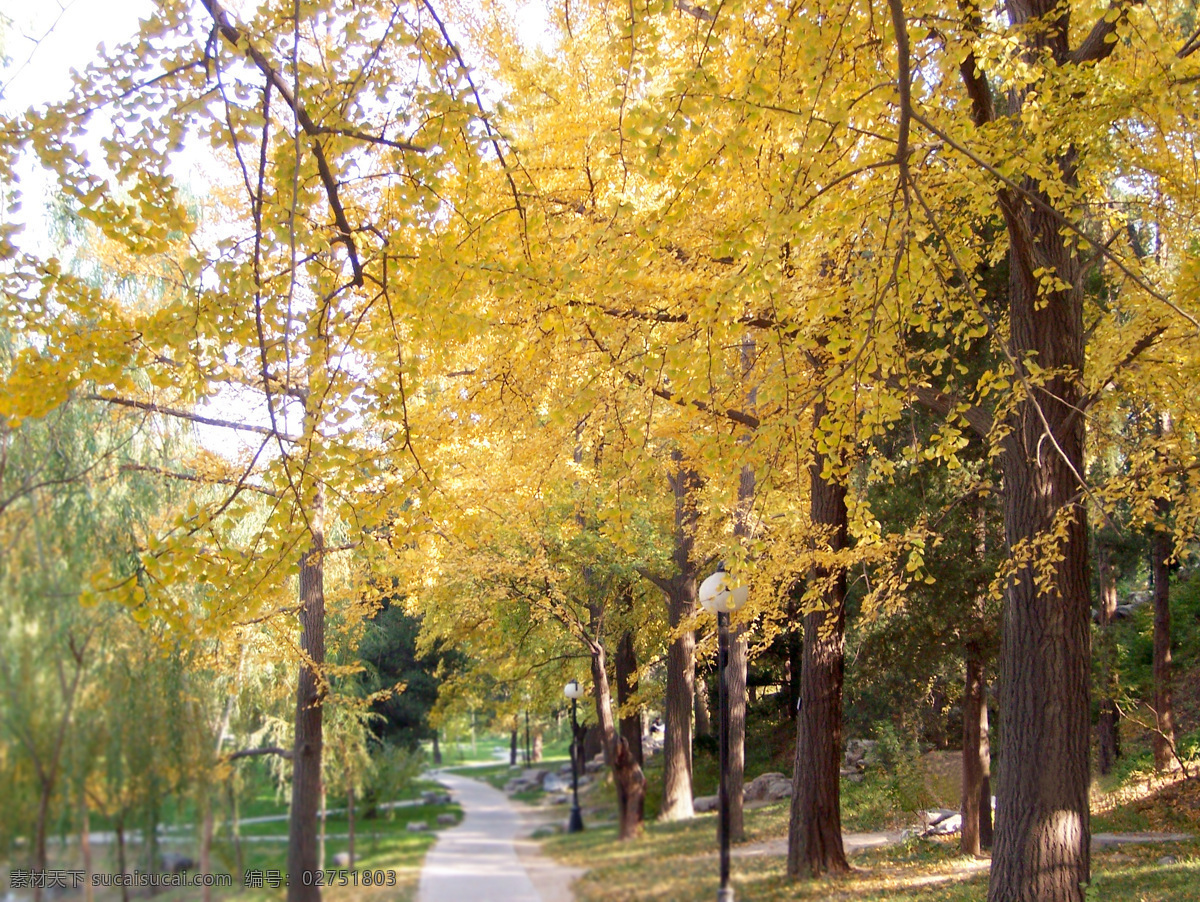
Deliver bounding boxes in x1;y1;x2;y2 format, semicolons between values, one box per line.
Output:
698;569;750;615
563;679;583;700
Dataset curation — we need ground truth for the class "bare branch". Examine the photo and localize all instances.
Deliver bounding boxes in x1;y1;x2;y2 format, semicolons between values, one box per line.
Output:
119;463;281;497
86;394;300;441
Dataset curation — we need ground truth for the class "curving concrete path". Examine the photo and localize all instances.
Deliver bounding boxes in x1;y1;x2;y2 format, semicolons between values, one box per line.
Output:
417;772;580;902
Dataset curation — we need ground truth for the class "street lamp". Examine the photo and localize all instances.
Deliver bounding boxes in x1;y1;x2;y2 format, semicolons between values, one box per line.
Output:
563;679;585;833
699;565;749;902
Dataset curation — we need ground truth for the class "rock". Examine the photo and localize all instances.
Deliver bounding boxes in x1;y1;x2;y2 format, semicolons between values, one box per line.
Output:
693;795;719;813
922;809;962;836
504;776;541;794
160;853;196;874
543;773;570;793
406;821;429;832
332;852;351;868
548;793;569;805
1159;855;1179;865
584;759;606;774
436;813;457;827
422;790;452;805
743;772;793;802
843;739;879;770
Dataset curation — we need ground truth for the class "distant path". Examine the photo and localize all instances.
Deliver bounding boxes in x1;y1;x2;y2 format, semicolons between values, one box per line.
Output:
417;772;581;902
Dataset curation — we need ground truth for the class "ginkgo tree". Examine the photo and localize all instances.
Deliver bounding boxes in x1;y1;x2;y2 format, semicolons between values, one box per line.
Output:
0;1;519;898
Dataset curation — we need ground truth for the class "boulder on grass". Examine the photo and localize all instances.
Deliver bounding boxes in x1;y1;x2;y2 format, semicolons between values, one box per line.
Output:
743;772;792;802
693;795;719;813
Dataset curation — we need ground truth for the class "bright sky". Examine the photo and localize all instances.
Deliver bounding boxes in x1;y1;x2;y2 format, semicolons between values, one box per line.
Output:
1;0;155;111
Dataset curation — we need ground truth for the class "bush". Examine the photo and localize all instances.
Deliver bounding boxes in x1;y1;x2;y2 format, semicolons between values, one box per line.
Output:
872;722;935;814
364;744;426;816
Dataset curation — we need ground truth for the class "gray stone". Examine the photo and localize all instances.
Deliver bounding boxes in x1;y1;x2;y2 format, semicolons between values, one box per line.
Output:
406;820;429;832
422;790;453;805
503;776;540;793
843;739;879;770
543;773;570;793
1159;855;1179;865
331;852;351;868
584;759;606;774
693;795;719;813
922;809;961;836
436;813;457;827
743;772;792;802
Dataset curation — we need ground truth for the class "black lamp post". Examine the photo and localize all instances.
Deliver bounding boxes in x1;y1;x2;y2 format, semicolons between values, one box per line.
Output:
564;679;585;833
699;565;749;902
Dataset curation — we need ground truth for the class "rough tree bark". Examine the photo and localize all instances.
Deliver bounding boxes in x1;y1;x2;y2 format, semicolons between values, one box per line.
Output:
287;490;326;902
614;736;646;840
727;628;749;843
657;460;702;821
1096;543;1121;775
616;624;644;766
587;630;617;766
787;399;850;879
960;650;992;855
952;1;1138;897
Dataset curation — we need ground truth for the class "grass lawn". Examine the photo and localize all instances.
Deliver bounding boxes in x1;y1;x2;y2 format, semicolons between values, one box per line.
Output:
537;746;1200;902
12;799;460;902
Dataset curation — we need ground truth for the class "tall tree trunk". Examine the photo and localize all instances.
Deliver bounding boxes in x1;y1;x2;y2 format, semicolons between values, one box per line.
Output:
589;639;617;766
961;650;992;855
510;727;519;766
659;460;701;821
116;816;129;902
614;736;646;841
727;627;748;844
1151;507;1177;772
532;730;543;763
989;140;1091;902
662;586;696;821
694;656;713;738
287;491;326;902
432;730;442;765
1096;543;1121;775
787;402;850;879
616;625;644;767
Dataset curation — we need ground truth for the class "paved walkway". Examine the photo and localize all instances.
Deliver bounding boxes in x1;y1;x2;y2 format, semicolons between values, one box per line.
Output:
417;772;582;902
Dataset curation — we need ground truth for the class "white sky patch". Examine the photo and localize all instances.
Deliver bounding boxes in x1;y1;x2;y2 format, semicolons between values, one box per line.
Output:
0;0;155;112
513;0;556;55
